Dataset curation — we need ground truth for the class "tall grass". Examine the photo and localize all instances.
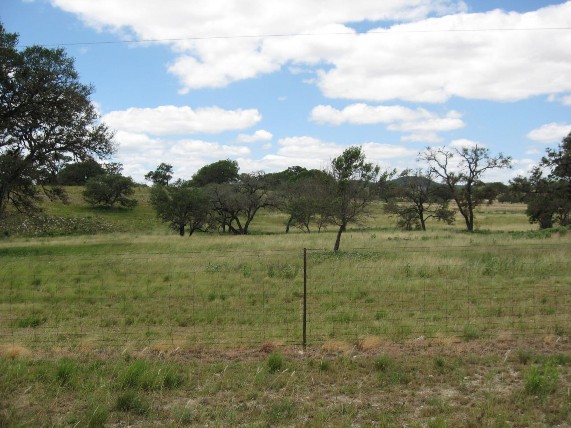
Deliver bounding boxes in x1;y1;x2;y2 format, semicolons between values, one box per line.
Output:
1;222;569;350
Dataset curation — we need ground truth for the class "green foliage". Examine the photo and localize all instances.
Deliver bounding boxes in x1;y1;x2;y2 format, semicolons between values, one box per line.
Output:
83;173;137;208
144;163;173;186
192;159;239;186
57;159;105;186
516;132;571;229
150;181;209;236
329;146;381;251
0;24;114;220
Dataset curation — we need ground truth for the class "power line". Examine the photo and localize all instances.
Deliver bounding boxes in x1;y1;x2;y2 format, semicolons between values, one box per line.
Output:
17;26;571;49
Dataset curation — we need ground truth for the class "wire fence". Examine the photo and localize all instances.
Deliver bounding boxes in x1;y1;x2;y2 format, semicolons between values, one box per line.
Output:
1;242;569;349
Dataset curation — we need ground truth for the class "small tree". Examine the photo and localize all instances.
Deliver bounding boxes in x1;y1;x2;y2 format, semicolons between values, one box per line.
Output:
150;180;209;236
328;146;380;251
144;163;173;186
83;165;137;208
385;169;454;231
419;145;511;232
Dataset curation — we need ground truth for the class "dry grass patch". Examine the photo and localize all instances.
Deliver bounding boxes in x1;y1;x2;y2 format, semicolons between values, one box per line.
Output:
0;344;32;359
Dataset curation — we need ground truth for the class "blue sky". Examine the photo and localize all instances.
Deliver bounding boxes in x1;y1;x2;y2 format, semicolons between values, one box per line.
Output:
3;0;571;182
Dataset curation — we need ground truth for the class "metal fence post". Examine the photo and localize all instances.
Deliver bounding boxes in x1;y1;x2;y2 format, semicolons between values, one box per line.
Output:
303;248;307;350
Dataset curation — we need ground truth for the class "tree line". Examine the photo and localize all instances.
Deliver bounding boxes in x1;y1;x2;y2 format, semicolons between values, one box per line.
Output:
1;22;570;250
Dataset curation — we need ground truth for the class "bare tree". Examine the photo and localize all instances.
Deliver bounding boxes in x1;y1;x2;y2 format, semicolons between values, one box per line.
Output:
419;145;511;232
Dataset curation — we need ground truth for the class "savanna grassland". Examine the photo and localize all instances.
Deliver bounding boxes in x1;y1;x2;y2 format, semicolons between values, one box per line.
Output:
1;188;570;426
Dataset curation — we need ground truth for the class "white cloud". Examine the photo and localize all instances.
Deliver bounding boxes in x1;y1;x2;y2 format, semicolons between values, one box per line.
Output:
237;129;273;143
311;104;464;142
527;122;571;143
449;139;482;150
103;105;261;136
51;1;571;102
317;4;571;102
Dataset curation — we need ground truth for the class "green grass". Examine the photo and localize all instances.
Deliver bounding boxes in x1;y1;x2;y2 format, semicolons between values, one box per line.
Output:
0;192;570;425
0;347;569;426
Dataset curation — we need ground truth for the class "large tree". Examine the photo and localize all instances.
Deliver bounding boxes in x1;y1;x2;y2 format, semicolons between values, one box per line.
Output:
419;145;511;232
150;180;209;236
328;146;380;251
208;171;273;235
0;24;114;219
57;158;105;185
522;131;571;228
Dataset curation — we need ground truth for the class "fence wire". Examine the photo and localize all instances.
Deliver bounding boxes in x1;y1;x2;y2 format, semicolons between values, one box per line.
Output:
0;242;569;349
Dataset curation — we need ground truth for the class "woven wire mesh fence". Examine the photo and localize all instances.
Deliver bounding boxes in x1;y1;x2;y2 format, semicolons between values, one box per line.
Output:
1;242;569;349
0;249;304;349
305;242;571;344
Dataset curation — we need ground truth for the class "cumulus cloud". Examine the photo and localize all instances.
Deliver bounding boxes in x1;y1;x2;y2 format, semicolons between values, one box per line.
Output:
237;129;273;143
103;105;261;136
113;132;252;181
52;1;571;102
527;122;571;143
311;104;464;142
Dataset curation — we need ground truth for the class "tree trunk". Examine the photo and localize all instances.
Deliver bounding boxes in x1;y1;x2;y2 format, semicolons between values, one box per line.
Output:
333;223;346;252
179;224;185;236
285;215;293;233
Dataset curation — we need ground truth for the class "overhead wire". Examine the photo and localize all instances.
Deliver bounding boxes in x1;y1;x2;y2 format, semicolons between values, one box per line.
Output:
16;26;571;49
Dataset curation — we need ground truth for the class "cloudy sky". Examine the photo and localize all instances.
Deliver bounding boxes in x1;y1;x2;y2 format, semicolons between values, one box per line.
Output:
4;0;571;182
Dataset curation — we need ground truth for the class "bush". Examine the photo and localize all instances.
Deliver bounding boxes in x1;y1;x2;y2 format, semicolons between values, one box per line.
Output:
83;174;137;208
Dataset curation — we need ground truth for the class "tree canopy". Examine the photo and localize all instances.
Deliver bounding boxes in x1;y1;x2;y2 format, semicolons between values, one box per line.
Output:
328;146;381;251
0;23;114;218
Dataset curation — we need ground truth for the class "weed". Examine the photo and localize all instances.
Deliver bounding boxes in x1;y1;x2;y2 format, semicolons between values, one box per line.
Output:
524;364;560;397
173;406;195;425
115;390;150;415
266;398;295;425
319;358;330;371
267;352;284;373
463;324;480;341
16;314;47;328
86;403;108;428
517;349;534;365
375;354;411;386
56;358;77;387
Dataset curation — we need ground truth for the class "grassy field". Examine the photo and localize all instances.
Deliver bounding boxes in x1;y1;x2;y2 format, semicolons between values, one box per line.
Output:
0;189;570;426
